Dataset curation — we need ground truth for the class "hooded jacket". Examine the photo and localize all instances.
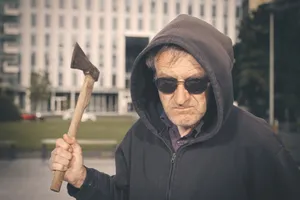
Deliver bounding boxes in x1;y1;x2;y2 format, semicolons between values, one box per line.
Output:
68;14;300;200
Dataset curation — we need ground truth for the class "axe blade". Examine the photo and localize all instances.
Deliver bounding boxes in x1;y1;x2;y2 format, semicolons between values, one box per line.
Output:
71;43;100;82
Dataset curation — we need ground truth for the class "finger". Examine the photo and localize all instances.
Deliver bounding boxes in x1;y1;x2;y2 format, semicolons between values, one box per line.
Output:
51;163;68;171
56;138;70;150
56;147;73;160
53;154;70;167
63;134;76;145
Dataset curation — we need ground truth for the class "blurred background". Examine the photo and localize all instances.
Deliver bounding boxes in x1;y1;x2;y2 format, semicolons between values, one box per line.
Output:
0;0;299;199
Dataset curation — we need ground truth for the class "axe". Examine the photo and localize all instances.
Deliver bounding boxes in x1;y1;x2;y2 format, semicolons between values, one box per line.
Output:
50;43;100;192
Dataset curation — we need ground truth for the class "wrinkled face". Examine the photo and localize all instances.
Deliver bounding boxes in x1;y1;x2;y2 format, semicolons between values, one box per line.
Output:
155;50;208;128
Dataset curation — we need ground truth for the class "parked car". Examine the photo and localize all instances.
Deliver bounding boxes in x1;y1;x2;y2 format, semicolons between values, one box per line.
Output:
62;109;96;122
21;112;44;121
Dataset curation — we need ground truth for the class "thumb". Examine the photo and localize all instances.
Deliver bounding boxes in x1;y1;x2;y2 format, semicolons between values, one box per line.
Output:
63;134;76;145
71;141;82;155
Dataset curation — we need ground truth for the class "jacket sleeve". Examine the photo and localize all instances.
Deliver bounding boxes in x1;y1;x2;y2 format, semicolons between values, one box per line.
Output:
67;137;130;200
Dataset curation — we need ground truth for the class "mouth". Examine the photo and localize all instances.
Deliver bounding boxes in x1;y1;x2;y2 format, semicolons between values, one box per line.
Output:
173;107;192;110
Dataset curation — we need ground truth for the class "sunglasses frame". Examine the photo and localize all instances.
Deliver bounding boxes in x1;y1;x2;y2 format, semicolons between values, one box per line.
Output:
154;76;210;94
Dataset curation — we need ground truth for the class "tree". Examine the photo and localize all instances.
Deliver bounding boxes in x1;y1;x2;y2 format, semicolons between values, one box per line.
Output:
233;0;300;123
233;6;270;118
29;71;51;112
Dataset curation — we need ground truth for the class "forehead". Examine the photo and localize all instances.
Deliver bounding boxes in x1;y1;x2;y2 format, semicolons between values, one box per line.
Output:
154;50;205;78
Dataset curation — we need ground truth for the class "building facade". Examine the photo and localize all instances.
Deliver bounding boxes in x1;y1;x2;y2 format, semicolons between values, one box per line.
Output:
0;0;243;115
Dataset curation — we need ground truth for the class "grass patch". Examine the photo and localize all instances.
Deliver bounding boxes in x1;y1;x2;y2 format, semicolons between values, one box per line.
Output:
0;116;136;151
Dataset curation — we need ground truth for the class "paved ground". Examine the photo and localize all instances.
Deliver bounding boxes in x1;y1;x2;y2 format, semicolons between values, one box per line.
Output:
0;158;115;200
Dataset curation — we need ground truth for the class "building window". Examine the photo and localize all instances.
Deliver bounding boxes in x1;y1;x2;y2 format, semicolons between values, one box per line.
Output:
112;35;117;50
112;54;117;68
99;35;104;49
31;14;36;27
224;24;228;35
151;0;155;13
86;17;91;29
59;0;64;9
126;0;130;12
99;53;103;67
212;5;216;17
188;0;193;15
200;4;205;17
163;1;168;14
138;18;143;30
45;52;49;67
45;0;51;8
112;17;117;30
59;15;64;28
31;52;36;66
45;34;50;46
112;0;117;12
73;16;78;28
99;17;104;30
72;72;77;86
31;34;36;46
224;0;228;17
45;14;50;27
58;73;63;86
138;0;143;13
126;18;130;29
86;35;90;48
86;0;91;10
125;79;130;89
176;3;180;15
112;74;116;87
72;35;77;46
59;51;63;66
31;0;36;7
73;0;78;9
59;34;64;47
99;0;104;11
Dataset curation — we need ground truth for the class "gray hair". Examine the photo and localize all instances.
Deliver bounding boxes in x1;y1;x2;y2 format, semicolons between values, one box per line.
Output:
145;45;188;74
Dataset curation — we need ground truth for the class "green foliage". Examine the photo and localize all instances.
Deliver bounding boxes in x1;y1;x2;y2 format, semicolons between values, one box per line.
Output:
233;0;300;121
0;95;21;122
29;72;51;112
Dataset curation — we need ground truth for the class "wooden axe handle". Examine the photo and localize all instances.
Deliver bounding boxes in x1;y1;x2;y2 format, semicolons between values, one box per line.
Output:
50;75;95;192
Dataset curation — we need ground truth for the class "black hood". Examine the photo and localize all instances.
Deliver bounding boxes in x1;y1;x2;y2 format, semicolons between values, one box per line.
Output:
130;14;234;142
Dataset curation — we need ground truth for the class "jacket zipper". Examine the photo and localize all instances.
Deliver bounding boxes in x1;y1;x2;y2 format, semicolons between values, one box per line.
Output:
166;153;176;200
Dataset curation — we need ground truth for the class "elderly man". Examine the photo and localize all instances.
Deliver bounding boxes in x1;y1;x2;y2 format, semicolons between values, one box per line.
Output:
50;14;300;200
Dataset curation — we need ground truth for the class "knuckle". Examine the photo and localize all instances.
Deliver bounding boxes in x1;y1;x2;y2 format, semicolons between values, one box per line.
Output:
55;138;62;145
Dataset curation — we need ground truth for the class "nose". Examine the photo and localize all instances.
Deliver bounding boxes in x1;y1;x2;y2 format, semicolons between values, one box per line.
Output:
173;82;190;106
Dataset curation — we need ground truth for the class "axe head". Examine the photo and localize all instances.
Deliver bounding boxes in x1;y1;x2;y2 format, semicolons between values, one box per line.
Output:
71;43;100;82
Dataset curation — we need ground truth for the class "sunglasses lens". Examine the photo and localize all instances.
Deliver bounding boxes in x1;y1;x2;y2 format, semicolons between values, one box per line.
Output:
155;78;177;94
185;77;209;94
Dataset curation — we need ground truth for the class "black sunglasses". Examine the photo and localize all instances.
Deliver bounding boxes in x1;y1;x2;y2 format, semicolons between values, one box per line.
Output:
154;76;210;94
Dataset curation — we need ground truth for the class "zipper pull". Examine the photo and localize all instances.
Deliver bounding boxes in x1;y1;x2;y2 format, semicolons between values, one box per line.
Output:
171;153;176;163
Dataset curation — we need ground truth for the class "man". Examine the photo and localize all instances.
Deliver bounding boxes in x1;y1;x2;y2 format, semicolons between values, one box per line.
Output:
49;14;300;200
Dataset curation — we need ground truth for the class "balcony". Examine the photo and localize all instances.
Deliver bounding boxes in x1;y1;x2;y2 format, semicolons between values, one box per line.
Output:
4;4;20;16
3;61;19;74
3;42;19;54
3;23;20;35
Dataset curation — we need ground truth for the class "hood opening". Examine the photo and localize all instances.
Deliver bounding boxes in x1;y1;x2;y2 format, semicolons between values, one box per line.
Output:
130;14;234;141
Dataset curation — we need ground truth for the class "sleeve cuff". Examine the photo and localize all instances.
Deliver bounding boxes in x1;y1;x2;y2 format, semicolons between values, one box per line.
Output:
67;167;96;199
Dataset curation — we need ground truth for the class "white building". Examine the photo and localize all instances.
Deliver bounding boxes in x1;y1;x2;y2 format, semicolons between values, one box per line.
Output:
1;0;243;115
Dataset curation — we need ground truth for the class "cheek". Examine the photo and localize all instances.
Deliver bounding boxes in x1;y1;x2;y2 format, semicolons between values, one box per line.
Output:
194;94;207;108
158;92;171;106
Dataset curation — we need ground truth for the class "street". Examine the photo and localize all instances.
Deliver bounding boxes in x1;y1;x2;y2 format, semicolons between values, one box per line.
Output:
0;158;115;200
